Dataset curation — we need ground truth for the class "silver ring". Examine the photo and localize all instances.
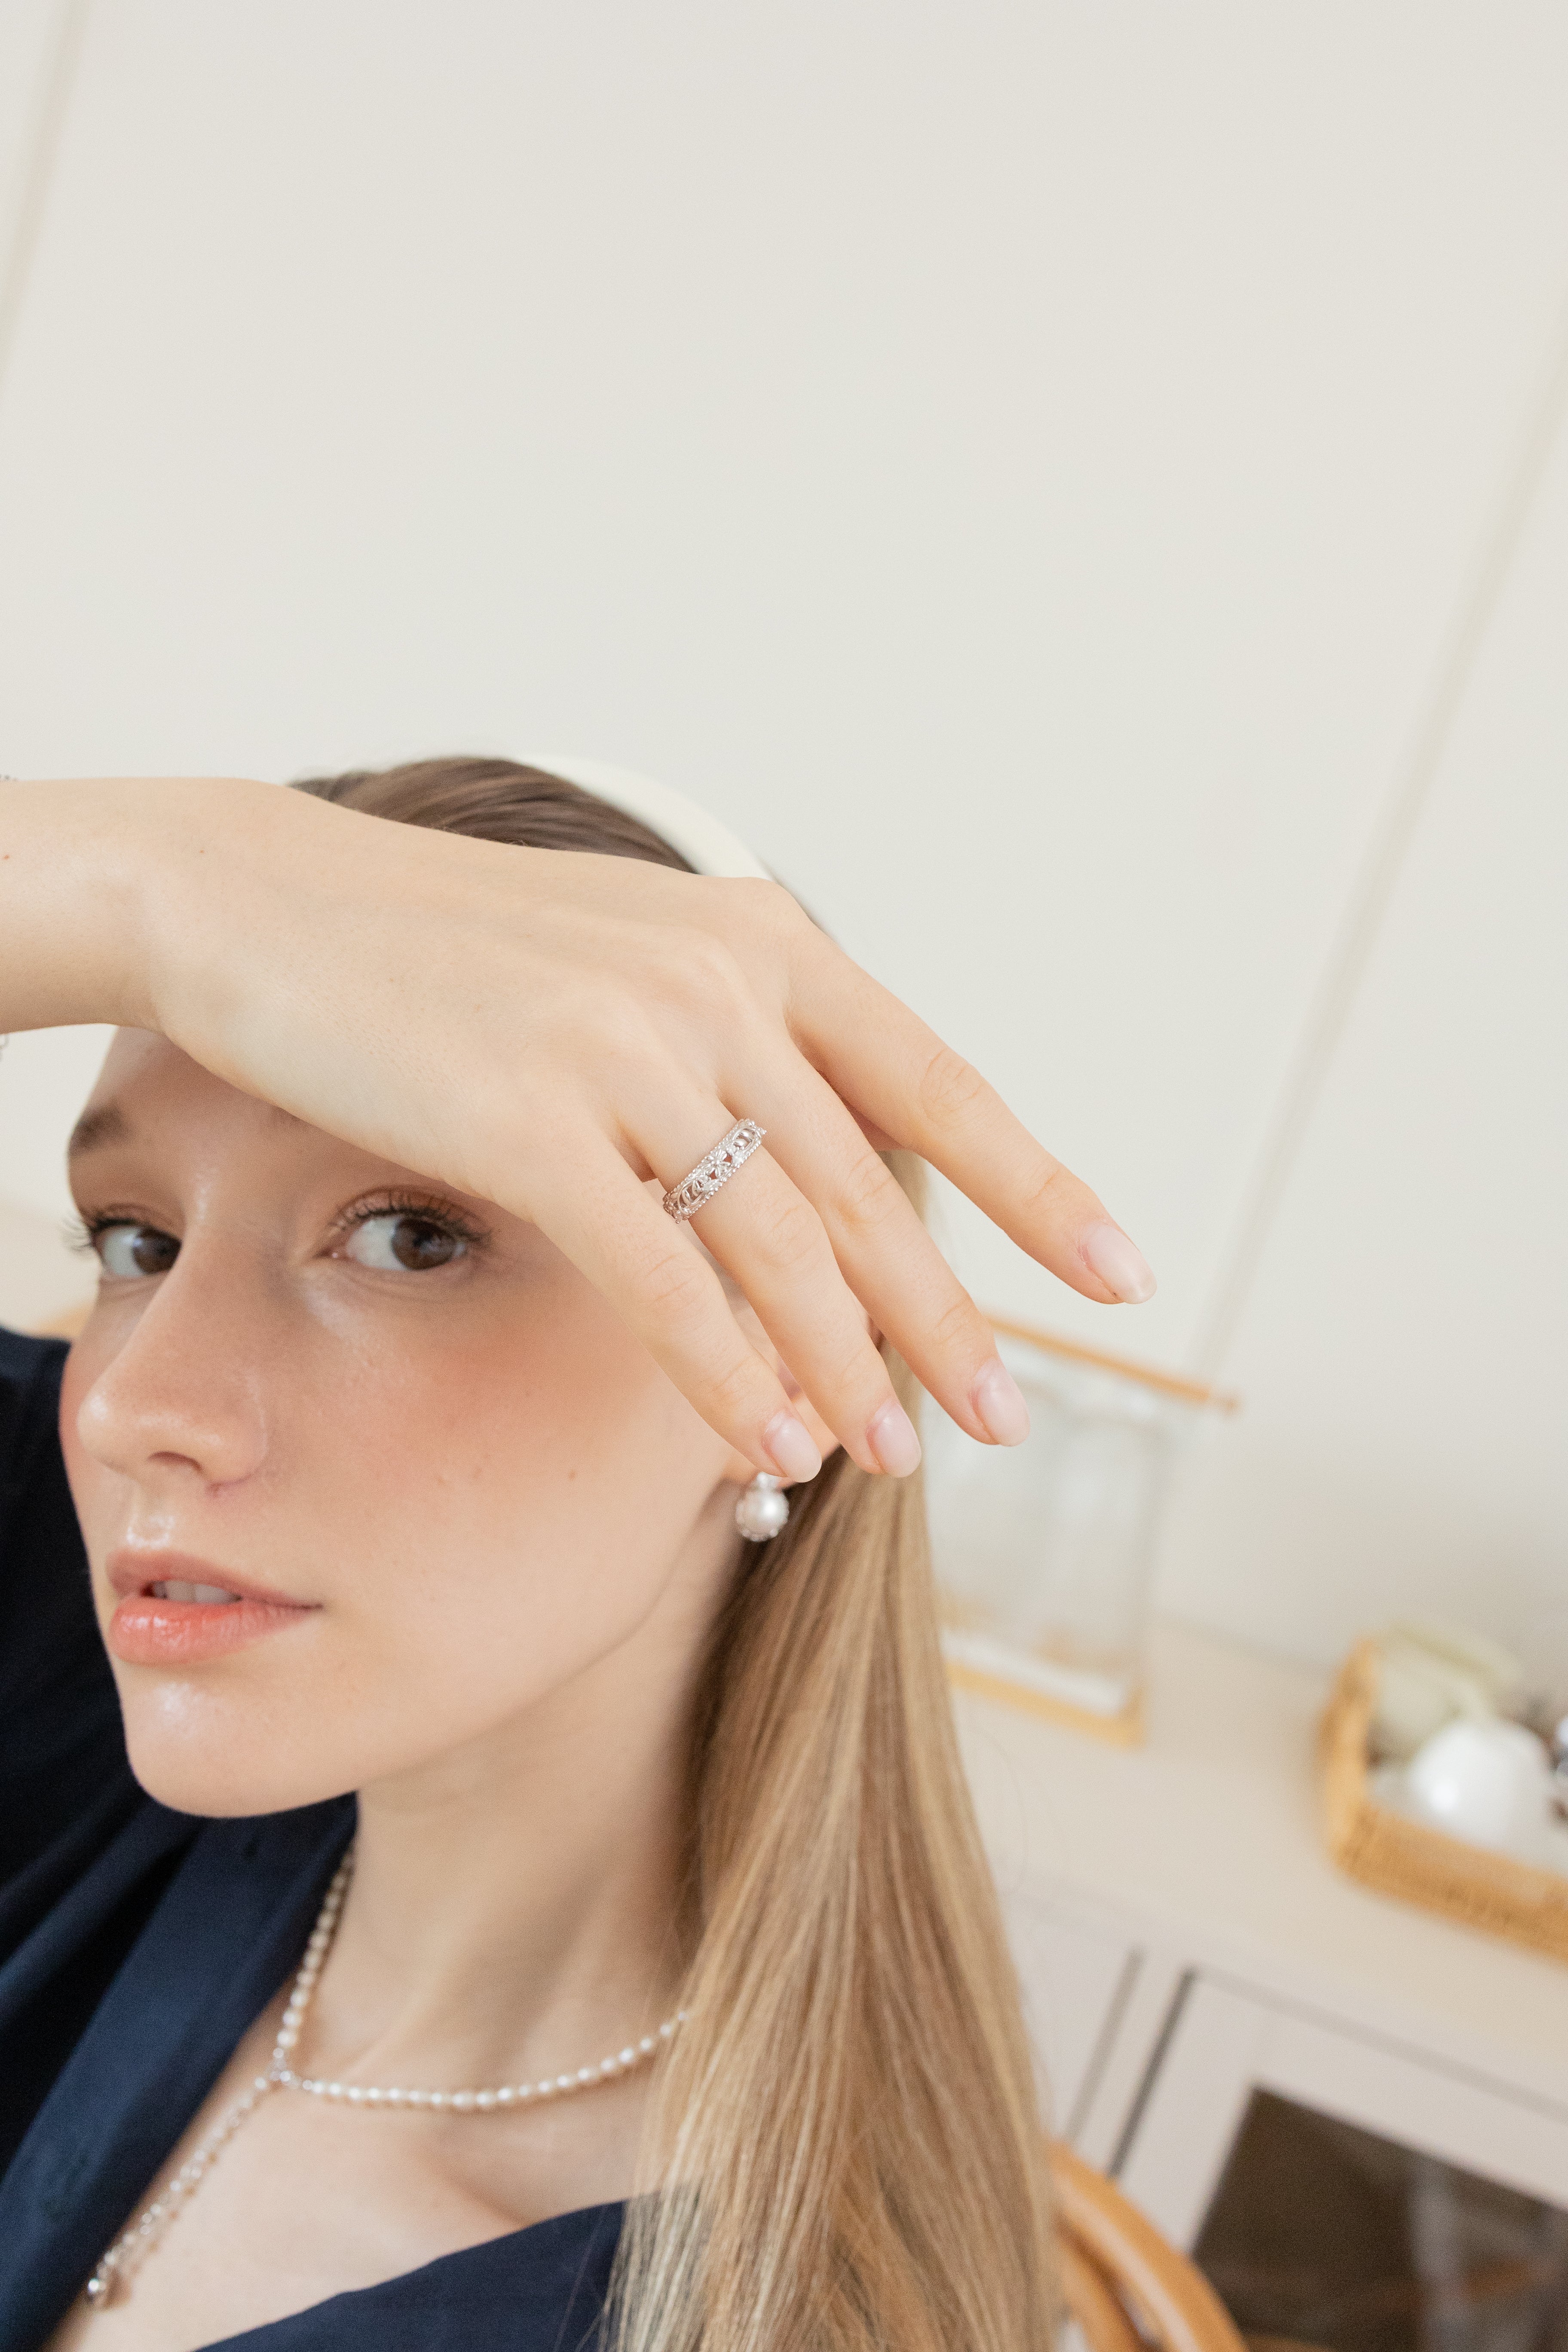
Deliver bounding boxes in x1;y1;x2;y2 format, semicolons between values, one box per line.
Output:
663;1119;766;1221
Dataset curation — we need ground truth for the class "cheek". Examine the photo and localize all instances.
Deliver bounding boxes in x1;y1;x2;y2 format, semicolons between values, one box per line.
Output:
216;1310;720;1803
67;1277;735;1816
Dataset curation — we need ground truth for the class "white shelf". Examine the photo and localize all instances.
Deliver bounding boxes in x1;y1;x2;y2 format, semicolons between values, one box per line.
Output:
960;1617;1568;2125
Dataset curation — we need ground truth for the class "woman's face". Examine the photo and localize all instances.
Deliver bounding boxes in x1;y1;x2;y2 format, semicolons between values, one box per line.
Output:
59;1030;755;1817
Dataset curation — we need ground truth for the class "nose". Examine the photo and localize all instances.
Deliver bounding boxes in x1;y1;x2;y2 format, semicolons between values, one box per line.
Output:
74;1250;273;1493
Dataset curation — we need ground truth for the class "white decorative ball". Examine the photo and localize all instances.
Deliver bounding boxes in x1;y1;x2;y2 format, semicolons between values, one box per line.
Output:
735;1478;790;1542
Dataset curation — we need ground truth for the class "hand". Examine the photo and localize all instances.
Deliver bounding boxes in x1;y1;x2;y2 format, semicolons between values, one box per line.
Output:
7;778;1156;1479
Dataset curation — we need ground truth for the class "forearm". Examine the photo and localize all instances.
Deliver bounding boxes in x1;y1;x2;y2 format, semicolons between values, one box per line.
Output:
0;775;270;1035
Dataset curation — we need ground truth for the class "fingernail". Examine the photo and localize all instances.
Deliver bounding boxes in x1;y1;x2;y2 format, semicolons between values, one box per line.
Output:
763;1412;822;1482
1083;1222;1158;1304
972;1357;1031;1446
866;1400;922;1477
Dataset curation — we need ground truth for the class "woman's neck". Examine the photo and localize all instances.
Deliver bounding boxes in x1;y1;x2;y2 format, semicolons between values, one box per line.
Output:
300;1621;699;2094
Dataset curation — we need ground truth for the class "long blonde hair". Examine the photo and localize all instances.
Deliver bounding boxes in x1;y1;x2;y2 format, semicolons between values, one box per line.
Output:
296;758;1057;2352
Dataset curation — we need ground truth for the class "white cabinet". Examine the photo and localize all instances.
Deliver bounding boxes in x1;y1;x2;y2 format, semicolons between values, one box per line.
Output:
959;1619;1568;2312
1000;1890;1139;2139
1118;1975;1568;2247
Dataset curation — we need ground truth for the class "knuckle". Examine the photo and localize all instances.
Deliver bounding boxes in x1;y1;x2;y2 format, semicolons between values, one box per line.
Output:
930;1288;988;1356
632;1241;714;1328
916;1044;989;1130
756;1191;829;1278
832;1148;903;1241
726;876;798;931
667;926;748;1005
574;986;661;1069
701;1348;771;1424
1019;1153;1071;1220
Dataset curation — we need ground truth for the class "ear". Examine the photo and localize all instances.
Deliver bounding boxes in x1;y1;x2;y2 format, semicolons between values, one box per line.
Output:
715;1295;847;1495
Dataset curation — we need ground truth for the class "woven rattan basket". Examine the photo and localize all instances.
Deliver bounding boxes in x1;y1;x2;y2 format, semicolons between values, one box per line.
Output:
1320;1640;1568;1966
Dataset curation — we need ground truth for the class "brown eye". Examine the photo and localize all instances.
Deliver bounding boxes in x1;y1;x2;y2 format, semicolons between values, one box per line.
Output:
344;1213;466;1273
97;1225;180;1278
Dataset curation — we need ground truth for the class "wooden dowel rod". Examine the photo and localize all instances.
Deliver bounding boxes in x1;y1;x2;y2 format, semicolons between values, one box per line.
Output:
984;1311;1240;1412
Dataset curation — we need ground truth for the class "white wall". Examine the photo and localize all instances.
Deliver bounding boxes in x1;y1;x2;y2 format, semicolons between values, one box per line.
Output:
1;1;1563;1664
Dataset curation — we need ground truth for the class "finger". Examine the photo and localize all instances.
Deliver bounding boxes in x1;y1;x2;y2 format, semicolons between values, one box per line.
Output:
786;938;1157;1307
726;1038;1030;1448
526;1128;825;1483
637;1096;920;1478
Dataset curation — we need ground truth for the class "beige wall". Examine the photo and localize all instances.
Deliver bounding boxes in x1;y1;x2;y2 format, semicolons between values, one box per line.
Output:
2;1;1564;1664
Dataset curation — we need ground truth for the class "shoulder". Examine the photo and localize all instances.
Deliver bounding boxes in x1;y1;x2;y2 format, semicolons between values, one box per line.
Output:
0;1325;132;1893
0;1327;70;1488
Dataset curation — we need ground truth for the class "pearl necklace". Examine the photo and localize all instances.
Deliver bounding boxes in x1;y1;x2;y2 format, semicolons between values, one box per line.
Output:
86;1845;687;2310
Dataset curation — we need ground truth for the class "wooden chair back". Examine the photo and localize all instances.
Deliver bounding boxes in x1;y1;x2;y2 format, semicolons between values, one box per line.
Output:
1050;2142;1248;2352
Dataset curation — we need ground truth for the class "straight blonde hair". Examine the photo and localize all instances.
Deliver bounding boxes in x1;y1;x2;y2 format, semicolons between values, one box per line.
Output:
297;758;1057;2352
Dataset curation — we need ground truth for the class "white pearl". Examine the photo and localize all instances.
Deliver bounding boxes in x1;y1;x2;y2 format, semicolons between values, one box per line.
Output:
735;1476;790;1542
619;2047;636;2067
476;2091;497;2110
452;2091;477;2110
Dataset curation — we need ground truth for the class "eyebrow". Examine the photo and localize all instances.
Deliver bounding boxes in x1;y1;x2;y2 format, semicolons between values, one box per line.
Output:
67;1097;305;1158
67;1104;129;1158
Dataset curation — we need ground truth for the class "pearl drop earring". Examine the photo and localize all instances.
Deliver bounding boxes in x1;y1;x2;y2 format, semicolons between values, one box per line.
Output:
735;1473;790;1543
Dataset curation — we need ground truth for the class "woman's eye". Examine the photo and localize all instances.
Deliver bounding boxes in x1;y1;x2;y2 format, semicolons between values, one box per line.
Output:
95;1225;180;1279
343;1213;467;1274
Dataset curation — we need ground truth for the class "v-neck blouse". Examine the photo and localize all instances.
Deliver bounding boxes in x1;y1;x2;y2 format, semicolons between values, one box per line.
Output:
0;1329;623;2352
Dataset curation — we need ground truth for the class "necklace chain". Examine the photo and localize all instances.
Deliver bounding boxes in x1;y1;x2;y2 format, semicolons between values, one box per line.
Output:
86;1844;686;2310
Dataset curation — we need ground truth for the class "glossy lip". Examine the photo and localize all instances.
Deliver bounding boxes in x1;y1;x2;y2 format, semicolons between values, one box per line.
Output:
106;1548;319;1667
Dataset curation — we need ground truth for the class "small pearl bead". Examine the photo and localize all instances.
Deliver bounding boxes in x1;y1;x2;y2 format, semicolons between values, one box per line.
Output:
576;2067;594;2085
452;2092;476;2111
325;2083;344;2100
496;2087;515;2104
639;2037;655;2055
600;2058;618;2076
619;2047;636;2066
555;2074;574;2092
346;2087;365;2104
428;2092;450;2110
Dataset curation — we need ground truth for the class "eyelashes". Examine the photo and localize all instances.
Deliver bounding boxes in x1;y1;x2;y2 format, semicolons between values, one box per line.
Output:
327;1189;490;1253
65;1191;493;1280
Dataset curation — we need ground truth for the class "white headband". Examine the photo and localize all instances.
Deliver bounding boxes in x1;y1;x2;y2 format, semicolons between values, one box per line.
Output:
529;754;771;882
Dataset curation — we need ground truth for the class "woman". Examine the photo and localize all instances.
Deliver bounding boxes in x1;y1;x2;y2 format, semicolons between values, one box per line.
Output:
0;759;1155;2351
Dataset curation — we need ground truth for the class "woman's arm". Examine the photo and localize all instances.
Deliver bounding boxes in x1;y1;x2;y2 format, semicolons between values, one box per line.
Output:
0;776;1153;1478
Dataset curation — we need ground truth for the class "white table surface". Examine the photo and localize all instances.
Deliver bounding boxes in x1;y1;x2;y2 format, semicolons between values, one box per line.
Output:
958;1616;1568;2108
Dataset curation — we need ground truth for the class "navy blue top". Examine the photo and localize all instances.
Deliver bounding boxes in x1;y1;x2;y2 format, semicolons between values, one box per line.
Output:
0;1328;622;2350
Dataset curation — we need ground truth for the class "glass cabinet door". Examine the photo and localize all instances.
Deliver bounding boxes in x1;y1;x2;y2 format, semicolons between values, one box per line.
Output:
1194;2087;1568;2352
1115;1976;1568;2352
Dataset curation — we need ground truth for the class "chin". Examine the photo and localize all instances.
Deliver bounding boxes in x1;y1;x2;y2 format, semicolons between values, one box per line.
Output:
117;1683;360;1820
